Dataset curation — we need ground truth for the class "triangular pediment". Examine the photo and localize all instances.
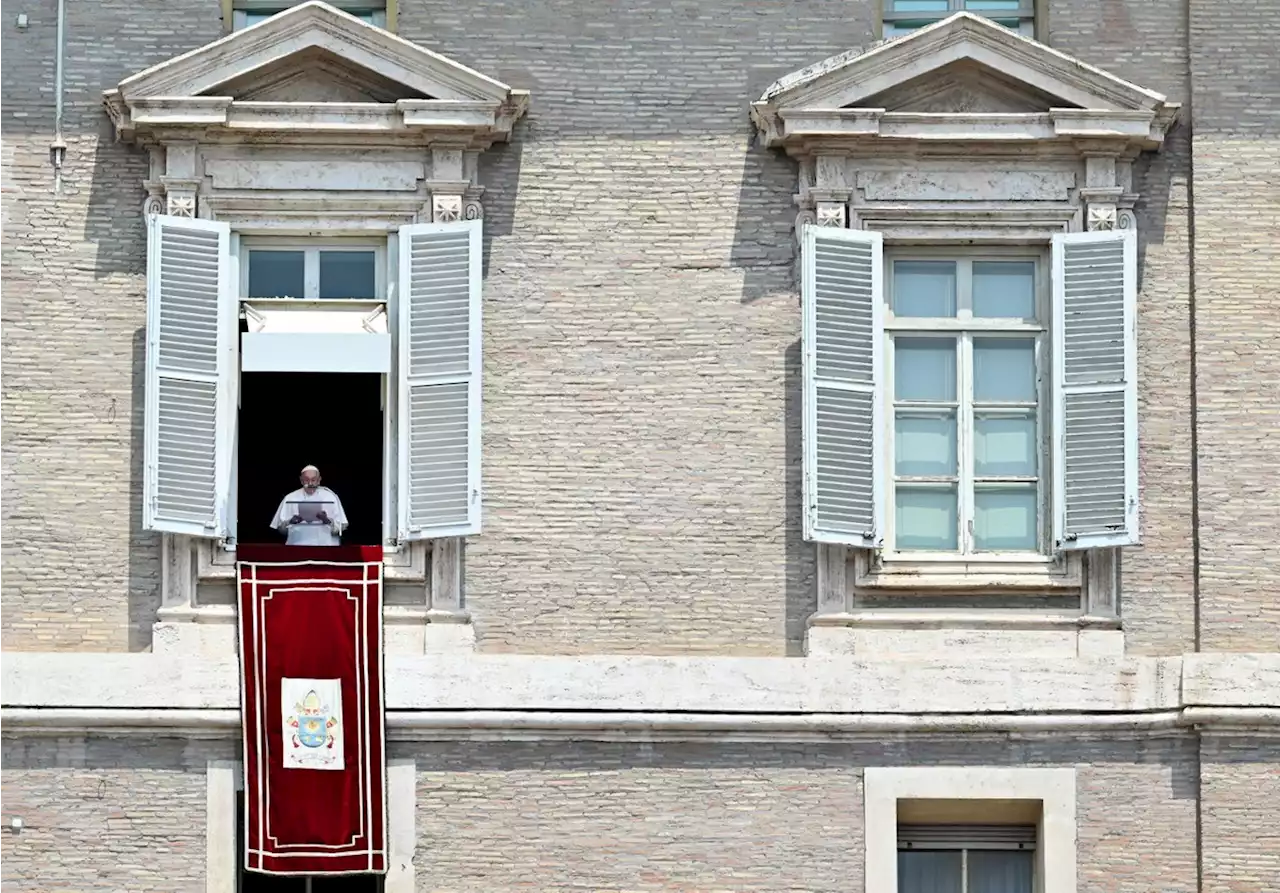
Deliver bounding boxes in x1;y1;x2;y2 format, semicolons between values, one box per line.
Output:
858;60;1072;114
752;11;1172;118
214;47;430;103
114;1;510;104
752;13;1178;151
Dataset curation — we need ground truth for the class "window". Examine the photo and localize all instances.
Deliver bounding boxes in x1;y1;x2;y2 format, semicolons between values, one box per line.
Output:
863;768;1076;893
229;0;389;31
143;215;483;546
898;824;1035;893
242;241;384;300
886;254;1047;557
882;0;1034;37
801;227;1139;565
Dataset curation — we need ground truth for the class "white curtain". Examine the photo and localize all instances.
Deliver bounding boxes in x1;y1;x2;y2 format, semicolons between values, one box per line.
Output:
967;850;1034;893
898;851;963;893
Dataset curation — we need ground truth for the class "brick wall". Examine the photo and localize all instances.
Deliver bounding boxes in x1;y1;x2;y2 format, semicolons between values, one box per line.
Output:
0;0;1268;656
1187;0;1280;651
1;0;223;651
1201;736;1280;892
0;735;232;892
408;736;1198;891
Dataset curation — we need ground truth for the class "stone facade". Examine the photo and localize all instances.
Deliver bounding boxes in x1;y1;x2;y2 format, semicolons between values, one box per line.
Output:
2;0;1279;890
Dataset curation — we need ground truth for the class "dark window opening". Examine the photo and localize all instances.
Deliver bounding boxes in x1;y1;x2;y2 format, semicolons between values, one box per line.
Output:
237;372;384;546
236;792;385;893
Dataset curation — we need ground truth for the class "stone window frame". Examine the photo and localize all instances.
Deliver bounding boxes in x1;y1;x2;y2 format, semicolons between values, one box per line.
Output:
863;766;1077;893
221;0;398;33
206;759;415;892
873;0;1048;42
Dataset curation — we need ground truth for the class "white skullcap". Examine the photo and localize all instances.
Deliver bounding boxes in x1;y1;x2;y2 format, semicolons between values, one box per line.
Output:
300;465;320;476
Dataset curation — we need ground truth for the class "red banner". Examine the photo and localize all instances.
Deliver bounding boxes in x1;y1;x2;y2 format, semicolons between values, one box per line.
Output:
237;546;386;876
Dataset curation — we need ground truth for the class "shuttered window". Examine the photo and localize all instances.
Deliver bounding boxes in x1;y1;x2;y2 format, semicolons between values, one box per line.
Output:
802;226;1139;558
396;221;482;540
1051;229;1139;549
144;215;235;538
802;226;885;546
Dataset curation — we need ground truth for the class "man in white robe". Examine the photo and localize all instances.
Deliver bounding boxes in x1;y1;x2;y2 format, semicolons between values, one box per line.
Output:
271;465;349;546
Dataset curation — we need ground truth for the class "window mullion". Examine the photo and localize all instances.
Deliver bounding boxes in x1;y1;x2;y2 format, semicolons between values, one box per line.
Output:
959;331;976;555
304;248;320;299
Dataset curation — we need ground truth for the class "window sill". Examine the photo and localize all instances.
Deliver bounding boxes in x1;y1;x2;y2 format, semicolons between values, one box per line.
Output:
854;549;1082;590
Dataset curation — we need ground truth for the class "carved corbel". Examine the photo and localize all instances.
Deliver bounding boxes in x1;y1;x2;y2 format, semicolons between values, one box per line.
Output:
427;145;481;222
142;146;166;218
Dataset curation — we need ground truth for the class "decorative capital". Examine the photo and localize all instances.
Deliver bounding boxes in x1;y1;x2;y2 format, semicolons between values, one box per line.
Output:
432;194;462;223
1086;204;1118;231
816;201;848;228
167;192;196;218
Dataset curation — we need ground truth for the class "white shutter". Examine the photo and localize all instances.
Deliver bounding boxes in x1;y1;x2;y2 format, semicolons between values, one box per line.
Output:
802;226;885;546
396;220;482;540
1052;229;1139;550
143;214;234;537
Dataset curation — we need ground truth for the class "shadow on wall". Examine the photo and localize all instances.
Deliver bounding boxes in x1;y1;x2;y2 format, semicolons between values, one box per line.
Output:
783;340;815;656
85;116;151;278
129;327;160;652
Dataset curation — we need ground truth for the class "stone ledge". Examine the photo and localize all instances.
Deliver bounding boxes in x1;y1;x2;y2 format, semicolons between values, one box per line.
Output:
0;651;1228;715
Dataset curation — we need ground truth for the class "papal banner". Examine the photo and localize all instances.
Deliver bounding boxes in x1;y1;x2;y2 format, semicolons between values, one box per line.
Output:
237;546;387;876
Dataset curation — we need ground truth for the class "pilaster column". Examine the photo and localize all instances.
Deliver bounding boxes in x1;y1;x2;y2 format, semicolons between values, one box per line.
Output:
1079;150;1123;232
161;140;200;218
425;537;475;653
423;145;482;223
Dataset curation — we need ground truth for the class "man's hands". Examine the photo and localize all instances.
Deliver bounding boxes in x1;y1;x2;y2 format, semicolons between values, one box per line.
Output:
290;514;303;525
316;510;329;524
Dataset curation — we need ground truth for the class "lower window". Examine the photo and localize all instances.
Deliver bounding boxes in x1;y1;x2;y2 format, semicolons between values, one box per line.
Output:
898;823;1035;893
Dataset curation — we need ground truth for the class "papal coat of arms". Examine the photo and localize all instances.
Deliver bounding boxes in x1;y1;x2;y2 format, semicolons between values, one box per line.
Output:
281;677;344;770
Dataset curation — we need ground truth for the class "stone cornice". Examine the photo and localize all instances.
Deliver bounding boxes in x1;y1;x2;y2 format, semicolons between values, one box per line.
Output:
116;1;509;103
752;12;1180;156
102;2;530;146
761;13;1168;112
5;654;1277;739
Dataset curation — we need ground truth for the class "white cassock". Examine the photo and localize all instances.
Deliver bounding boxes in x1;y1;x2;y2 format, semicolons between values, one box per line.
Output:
271;486;349;546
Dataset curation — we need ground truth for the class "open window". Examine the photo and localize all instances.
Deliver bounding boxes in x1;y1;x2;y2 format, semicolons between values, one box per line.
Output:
142;216;483;548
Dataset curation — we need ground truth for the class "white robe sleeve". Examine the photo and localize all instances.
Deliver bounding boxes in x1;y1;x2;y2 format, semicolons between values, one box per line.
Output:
328;490;348;536
271;494;292;532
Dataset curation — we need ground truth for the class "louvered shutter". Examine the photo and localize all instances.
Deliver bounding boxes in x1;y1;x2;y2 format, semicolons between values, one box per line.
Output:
396;220;482;540
143;215;234;537
1052;229;1139;550
802;226;885;546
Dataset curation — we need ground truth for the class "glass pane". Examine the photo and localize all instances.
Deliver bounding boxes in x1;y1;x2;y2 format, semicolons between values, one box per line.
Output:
248;250;305;298
973;261;1035;319
319;250;378;299
896;410;957;476
973;338;1036;402
968;850;1035;893
965;0;1023;9
885;21;933;34
974;485;1038;551
893;261;957;317
975;411;1037;476
891;0;950;10
896;486;958;551
899;850;963;893
895;338;957;402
